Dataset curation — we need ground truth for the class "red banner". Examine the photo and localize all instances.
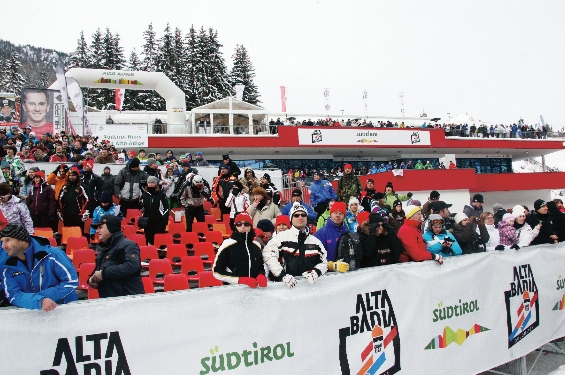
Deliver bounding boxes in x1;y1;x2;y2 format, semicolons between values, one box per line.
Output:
280;86;287;113
115;89;125;111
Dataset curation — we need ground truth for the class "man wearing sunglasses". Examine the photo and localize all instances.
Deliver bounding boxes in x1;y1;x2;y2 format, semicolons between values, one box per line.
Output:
263;203;328;288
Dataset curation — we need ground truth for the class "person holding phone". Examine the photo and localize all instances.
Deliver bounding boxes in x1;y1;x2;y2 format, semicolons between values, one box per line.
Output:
423;214;462;258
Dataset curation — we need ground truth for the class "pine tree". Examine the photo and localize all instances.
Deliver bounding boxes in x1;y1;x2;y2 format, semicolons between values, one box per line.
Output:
0;51;26;94
207;28;233;101
88;28;104;108
172;27;187;91
123;49;143;110
192;27;213;107
69;31;91;68
153;23;175;111
230;44;261;105
140;23;159;110
184;25;198;110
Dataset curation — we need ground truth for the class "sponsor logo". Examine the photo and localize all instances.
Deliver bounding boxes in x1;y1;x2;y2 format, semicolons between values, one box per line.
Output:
552;275;565;310
426;299;489;350
199;341;294;374
356;131;378;137
338;289;400;375
40;331;130;375
410;132;421;144
311;129;322;143
504;264;539;348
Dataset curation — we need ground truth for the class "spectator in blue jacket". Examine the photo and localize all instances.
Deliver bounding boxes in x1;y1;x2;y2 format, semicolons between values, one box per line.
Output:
308;171;338;218
314;201;349;263
0;224;78;311
90;192;123;237
422;214;462;257
281;189;317;223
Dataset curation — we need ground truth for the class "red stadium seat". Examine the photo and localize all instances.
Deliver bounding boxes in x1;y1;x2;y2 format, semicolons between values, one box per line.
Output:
193;242;215;268
181;256;205;282
61;227;82;245
66;236;89;257
210;207;222;222
48;237;58;247
166;244;189;266
179;232;200;253
205;231;224;249
121;225;137;236
168;222;186;237
126;209;143;224
126;234;147;247
204;215;217;224
142;277;155;293
78;263;96;290
164;274;190;292
212;223;231;238
72;249;96;270
82;219;92;235
88;288;99;299
198;271;223;288
154;233;174;251
148;259;173;285
203;201;213;213
139;245;159;269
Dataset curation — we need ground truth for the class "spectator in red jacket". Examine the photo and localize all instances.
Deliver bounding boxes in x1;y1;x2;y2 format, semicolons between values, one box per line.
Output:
397;205;443;265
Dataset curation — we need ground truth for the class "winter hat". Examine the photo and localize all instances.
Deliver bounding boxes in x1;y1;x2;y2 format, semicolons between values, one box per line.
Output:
385;181;394;189
0;161;10;169
222;154;230;160
219;164;230;171
83;160;94;170
369;213;384;224
251;187;268;199
104;166;111;172
34;171;45;181
512;205;526;217
430;190;440;199
68;167;80;176
472;194;484;203
344;163;353;170
454;212;469;225
290;202;308;217
313;171;321;177
0;223;30;243
427;214;444;230
257;219;275;233
91;215;122;233
502;213;515;223
405;205;421;220
28;166;40;172
196;151;203;157
348;197;360;207
357;211;370;225
147;158;156;167
330;202;347;215
292;189;302;197
234;212;253;226
181;161;191;167
100;191;113;204
262;173;271;182
373;192;385;200
411;200;422;207
275;215;291;228
392;199;403;208
129;158;140;168
147;176;159;185
493;203;505;212
534;199;547;211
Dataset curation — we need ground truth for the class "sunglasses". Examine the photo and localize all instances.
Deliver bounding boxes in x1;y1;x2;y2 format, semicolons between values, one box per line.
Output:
431;219;444;225
293;213;307;218
235;222;251;228
373;223;383;228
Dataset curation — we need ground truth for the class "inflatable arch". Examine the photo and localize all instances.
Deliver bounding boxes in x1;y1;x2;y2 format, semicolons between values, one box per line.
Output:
48;68;186;128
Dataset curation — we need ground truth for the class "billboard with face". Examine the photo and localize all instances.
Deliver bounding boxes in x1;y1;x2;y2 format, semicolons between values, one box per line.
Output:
0;96;19;124
20;88;58;136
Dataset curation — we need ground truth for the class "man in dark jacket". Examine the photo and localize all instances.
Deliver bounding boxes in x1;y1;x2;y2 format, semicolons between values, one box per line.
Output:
217;154;241;178
526;199;558;245
89;215;144;298
100;166;115;198
82;159;104;213
463;194;484;218
114;158;148;216
59;167;89;231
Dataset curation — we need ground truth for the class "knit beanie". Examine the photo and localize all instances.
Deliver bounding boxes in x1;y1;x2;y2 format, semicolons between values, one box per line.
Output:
454;212;469;225
502;213;515;223
493;203;505;212
147;158;156;167
257;219;275;233
147;176;159;185
275;215;291;228
357;211;370;225
330;202;347;215
129;158;140;168
290;202;308;217
512;205;526;217
100;191;113;204
405;205;421;220
234;212;253;225
0;224;30;243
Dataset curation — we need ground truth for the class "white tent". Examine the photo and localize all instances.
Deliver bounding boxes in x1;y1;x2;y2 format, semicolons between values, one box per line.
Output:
191;97;268;134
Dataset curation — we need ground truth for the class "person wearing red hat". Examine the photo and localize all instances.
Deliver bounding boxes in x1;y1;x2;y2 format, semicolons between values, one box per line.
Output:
213;213;267;288
25;171;57;229
336;163;362;203
263;203;328;288
275;215;291;235
314;201;350;272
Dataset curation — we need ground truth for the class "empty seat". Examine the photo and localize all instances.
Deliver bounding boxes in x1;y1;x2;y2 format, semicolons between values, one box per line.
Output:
168;222;186;238
61;226;82;245
122;225;137;236
126;209;143;224
139;245;159;268
222;214;231;224
212;223;231;238
142;277;155;293
198;271;223;288
154;233;174;251
82;219;92;235
204;215;217;224
48;237;58;247
210;207;222;222
181;256;205;282
34;228;54;238
78;262;96;290
166;244;189;266
192;222;211;238
164;274;190;292
66;236;89;257
193;242;216;268
148;259;173;285
126;234;147;247
203;201;213;212
205;231;224;249
72;249;96;270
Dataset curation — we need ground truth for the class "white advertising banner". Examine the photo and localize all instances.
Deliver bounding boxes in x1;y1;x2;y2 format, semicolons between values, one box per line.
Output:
91;124;148;148
298;128;432;146
1;244;564;374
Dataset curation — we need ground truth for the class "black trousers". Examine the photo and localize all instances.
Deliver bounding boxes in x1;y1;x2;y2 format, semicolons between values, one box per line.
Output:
144;218;166;245
31;214;51;229
185;205;205;232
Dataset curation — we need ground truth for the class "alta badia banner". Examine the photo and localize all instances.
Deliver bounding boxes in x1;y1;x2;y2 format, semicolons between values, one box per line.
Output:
1;244;565;374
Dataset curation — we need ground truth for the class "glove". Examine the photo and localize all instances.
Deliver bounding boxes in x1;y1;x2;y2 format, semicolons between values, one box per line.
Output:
328;260;349;273
282;274;297;289
256;274;268;288
433;253;444;265
510;244;520;250
495;245;506;251
57;212;64;221
238;277;258;288
407;192;413;198
82;210;90;222
302;270;319;284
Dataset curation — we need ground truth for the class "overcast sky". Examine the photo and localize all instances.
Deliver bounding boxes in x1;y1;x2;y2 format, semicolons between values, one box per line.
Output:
6;0;565;126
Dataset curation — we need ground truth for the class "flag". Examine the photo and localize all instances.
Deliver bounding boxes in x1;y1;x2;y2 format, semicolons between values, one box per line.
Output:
115;89;125;111
234;85;245;101
66;77;87;135
54;65;72;133
280;86;287;112
392;169;404;177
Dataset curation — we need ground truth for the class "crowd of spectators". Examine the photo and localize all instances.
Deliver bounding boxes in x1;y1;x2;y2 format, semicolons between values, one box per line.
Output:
0;126;563;312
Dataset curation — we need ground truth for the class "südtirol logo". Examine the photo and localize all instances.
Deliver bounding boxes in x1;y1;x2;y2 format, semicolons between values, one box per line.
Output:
338;289;400;375
40;331;131;375
355;131;379;144
504;264;539;348
425;299;490;350
199;341;294;374
311;129;322;143
551;274;565;311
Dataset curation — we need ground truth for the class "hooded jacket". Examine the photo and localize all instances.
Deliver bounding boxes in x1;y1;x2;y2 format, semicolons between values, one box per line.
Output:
2;236;78;310
498;220;518;246
422;228;462;257
26;181;57;217
93;232;144;298
213;230;264;284
115;164;149;201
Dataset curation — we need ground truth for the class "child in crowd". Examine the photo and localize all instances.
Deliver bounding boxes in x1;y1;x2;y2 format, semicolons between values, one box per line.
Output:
498;213;519;246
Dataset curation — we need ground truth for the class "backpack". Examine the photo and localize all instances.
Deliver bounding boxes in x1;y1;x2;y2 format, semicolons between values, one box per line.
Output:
337;232;363;270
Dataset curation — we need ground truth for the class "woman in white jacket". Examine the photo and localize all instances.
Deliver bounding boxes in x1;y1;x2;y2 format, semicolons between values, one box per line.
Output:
478;211;500;251
512;205;541;248
225;181;251;229
162;167;178;208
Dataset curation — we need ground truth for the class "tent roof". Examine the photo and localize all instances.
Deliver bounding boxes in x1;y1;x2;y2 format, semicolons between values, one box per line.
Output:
192;97;265;111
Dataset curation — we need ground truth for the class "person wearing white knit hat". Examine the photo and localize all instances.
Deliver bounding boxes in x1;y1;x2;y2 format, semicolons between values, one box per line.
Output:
397;205;444;265
452;211;490;254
